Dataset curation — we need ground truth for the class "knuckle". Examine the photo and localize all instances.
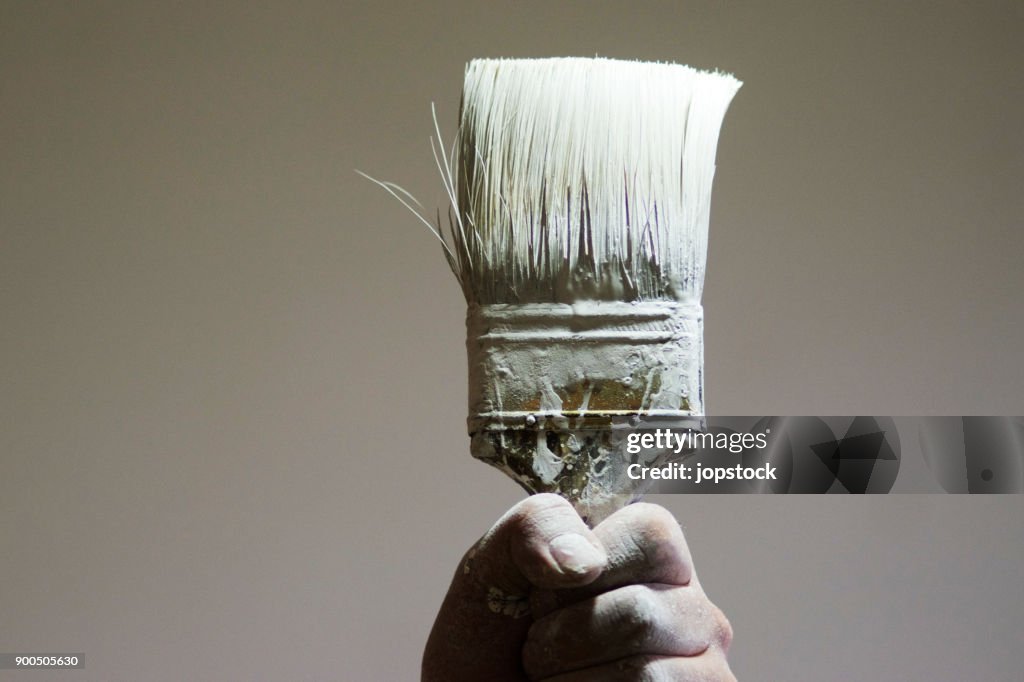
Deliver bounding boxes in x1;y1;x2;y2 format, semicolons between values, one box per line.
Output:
520;492;573;514
629;503;680;539
616;585;662;638
710;666;739;682
511;493;575;530
711;603;734;650
516;491;573;522
626;503;692;580
502;494;575;548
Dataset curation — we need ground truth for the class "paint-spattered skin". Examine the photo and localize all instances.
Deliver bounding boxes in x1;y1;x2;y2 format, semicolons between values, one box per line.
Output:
422;495;736;680
467;301;704;523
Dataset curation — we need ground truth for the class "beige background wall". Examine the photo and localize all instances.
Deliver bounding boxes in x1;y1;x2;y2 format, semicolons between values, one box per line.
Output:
2;2;1021;680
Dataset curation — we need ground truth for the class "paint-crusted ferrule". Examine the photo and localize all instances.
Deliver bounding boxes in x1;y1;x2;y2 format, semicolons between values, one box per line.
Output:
466;301;706;523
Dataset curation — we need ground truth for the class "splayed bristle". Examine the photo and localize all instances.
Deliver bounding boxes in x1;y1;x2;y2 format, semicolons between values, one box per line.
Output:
360;57;742;518
429;57;741;304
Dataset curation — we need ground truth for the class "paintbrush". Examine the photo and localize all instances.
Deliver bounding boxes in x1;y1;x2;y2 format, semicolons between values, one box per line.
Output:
367;57;740;523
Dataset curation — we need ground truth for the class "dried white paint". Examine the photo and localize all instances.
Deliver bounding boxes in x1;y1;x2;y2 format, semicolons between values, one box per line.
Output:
486;586;530;619
467;301;706;521
439;57;740;306
364;57;740;522
466;301;705;428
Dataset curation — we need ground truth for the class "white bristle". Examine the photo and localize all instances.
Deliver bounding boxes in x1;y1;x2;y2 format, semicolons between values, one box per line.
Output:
357;57;742;518
431;57;741;304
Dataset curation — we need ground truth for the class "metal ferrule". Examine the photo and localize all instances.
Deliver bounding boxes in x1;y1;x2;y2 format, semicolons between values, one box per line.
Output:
466;300;705;522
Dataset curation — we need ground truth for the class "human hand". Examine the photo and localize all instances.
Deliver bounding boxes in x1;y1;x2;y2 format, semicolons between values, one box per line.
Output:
422;494;735;681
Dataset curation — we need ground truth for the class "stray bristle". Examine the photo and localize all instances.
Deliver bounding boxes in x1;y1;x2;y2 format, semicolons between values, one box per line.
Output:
364;57;741;304
358;57;741;520
436;57;741;304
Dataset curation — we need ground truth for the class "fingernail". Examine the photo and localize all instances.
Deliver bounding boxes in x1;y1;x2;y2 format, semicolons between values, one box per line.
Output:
548;533;604;575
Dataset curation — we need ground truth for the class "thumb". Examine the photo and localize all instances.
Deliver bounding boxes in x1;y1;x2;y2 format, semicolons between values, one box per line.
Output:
476;493;607;595
423;494;607;681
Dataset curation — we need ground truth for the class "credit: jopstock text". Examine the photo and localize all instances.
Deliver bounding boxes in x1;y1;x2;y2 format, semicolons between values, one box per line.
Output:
625;428;776;485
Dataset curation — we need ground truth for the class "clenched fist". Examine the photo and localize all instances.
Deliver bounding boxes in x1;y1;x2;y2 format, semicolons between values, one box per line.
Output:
423;494;735;681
